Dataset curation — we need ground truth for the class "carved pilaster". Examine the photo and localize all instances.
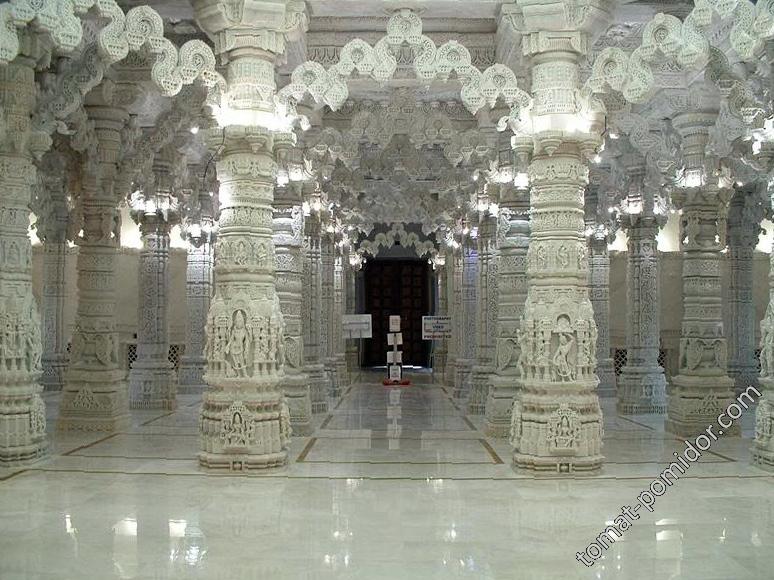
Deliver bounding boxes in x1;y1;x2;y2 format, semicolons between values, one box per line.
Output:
469;213;499;414
0;57;48;463
432;259;449;380
485;184;530;436
453;241;477;399
344;256;360;382
273;183;311;435
303;209;329;413
321;230;341;399
726;188;763;394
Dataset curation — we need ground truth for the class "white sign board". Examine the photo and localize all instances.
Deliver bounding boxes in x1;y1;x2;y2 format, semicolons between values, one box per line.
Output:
387;332;403;346
422;316;452;340
389;315;401;332
387;351;403;364
388;364;402;381
342;314;372;339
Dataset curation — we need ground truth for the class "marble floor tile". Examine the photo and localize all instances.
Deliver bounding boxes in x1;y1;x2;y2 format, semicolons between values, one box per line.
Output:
1;374;773;579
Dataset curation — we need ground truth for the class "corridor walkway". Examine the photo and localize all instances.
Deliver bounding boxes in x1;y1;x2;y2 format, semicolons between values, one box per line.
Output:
1;372;772;579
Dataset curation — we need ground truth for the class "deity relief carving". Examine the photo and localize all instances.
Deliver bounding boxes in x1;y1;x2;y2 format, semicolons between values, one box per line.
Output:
220;401;255;447
206;293;286;380
0;295;42;375
547;404;580;452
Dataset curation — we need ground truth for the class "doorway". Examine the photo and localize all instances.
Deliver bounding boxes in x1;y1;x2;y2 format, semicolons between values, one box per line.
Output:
362;259;431;367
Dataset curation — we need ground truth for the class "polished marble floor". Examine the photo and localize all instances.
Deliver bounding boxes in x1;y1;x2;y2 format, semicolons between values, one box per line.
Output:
1;371;773;579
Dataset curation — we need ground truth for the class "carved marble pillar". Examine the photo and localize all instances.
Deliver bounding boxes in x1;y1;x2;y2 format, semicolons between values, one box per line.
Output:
469;214;499;414
59;88;131;432
485;183;530;436
666;112;737;437
321;231;341;398
510;19;605;472
35;151;71;392
618;214;667;413
273;183;311;435
453;240;477;399
194;0;308;469
0;56;48;463
303;210;329;413
432;258;449;380
127;156;180;410
445;247;461;387
333;244;348;386
754;140;774;468
587;232;615;397
344;255;360;382
178;190;216;395
726;188;762;394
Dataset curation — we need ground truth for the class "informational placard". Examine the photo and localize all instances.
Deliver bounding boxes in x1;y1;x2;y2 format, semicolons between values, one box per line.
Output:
387;332;403;346
389;315;401;332
342;314;372;339
387;351;403;364
422;316;452;340
388;364;402;381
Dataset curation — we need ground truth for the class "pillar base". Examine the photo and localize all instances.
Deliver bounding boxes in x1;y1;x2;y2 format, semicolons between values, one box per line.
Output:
0;391;47;465
58;369;130;432
617;366;667;414
453;359;472;399
665;374;739;437
484;376;516;437
41;355;68;392
283;373;312;436
325;359;341;399
129;362;177;410
511;383;604;473
752;380;774;469
596;358;616;398
198;389;289;471
345;348;359;385
306;364;329;413
468;365;493;415
433;351;447;384
178;357;207;395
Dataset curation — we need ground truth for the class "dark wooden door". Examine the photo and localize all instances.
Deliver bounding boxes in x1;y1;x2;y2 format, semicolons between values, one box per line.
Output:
363;259;430;367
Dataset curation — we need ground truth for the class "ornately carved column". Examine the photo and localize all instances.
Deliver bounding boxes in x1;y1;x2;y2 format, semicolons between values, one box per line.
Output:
587;231;615;397
178;189;216;395
509;14;605;471
469;213;499;414
303;208;329;413
754;138;774;469
59;86;131;432
485;182;530;436
35;150;71;392
453;239;477;399
726;188;763;394
194;0;308;469
666;112;736;437
0;55;47;462
127;152;180;410
617;214;667;413
344;254;360;382
432;257;448;380
333;243;348;386
273;183;312;435
321;230;341;399
445;246;462;386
